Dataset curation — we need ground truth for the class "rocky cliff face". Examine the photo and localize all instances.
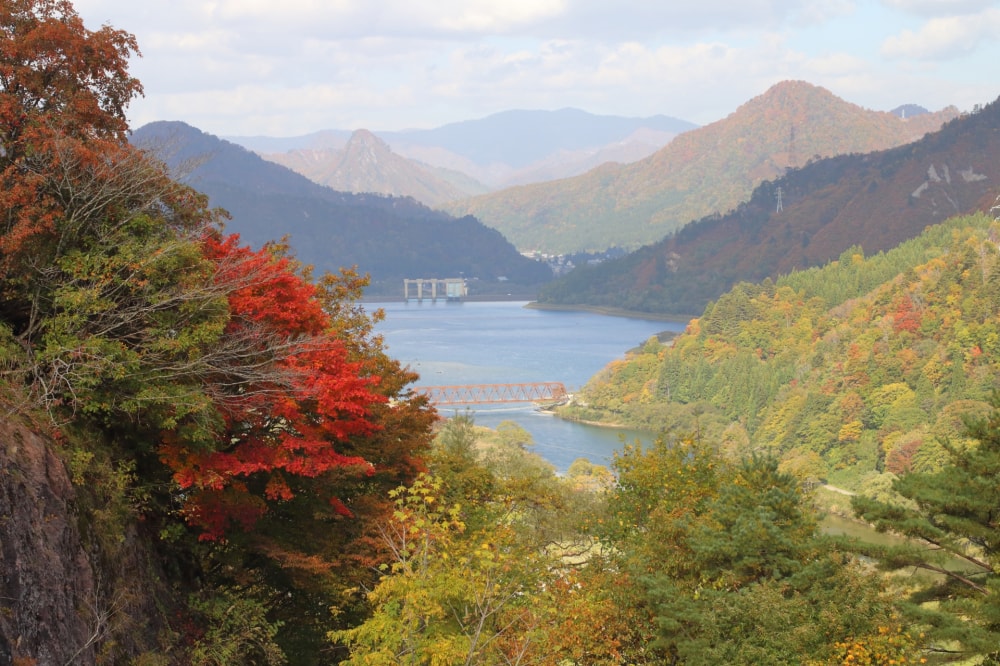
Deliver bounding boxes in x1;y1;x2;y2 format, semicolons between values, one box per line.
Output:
0;418;98;664
0;416;173;665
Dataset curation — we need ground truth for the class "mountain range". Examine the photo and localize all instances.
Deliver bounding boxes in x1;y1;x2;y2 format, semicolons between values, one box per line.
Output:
133;81;990;312
262;130;491;207
228;108;694;195
537;94;1000;316
130;122;552;298
443;81;959;254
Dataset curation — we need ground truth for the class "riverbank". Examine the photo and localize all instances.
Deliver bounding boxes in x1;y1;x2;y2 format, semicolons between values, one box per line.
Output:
524;301;696;324
538;408;635;432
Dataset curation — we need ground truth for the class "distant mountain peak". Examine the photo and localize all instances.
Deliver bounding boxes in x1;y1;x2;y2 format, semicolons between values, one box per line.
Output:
736;80;852;116
537;93;1000;315
445;80;961;254
890;104;930;119
347;128;385;145
342;129;394;166
762;79;827;96
258;128;482;206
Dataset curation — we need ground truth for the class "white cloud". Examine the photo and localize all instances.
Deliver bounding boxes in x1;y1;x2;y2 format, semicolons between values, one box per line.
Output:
68;0;999;136
795;0;857;24
421;0;569;32
880;0;997;17
805;52;871;76
120;0;572;38
540;0;831;37
77;0;830;41
881;7;1000;59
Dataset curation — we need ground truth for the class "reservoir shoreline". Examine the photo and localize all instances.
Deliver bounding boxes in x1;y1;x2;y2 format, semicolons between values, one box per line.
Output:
371;300;680;471
523;300;697;324
363;294;697;324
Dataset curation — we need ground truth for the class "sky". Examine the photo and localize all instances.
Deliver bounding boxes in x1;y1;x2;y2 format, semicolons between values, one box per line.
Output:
71;0;1000;138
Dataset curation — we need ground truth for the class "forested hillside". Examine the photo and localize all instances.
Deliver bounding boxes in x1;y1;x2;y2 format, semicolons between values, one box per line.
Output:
539;96;1000;316
131;121;552;297
563;211;1000;489
549;210;1000;659
445;81;957;253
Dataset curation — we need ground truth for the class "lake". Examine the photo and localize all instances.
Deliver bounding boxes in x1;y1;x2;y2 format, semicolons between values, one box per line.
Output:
370;302;951;556
369;300;686;472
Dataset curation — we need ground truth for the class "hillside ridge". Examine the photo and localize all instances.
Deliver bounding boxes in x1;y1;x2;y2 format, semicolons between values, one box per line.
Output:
132;121;553;297
537;93;1000;315
444;80;959;253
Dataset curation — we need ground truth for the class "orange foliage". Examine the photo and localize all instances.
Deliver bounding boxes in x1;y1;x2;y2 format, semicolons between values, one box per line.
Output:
818;624;920;666
885;439;923;476
891;295;922;335
0;0;142;271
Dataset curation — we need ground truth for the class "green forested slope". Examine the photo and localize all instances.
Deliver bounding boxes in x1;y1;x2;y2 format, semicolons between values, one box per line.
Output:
562;211;1000;487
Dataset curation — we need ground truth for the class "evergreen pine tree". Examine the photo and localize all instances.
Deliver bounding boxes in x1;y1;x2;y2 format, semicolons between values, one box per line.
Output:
851;392;1000;660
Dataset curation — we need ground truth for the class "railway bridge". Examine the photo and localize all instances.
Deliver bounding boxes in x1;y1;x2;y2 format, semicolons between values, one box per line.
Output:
411;381;568;406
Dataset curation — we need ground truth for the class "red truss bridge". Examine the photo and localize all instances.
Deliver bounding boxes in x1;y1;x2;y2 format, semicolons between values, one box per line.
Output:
411;382;569;406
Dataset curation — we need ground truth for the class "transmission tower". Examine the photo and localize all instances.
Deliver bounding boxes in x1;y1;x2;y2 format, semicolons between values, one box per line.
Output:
776;186;783;213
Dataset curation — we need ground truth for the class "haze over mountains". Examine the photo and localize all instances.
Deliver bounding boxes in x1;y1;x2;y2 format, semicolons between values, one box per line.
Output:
444;81;960;253
228;82;958;258
539;94;1000;316
131;122;552;298
262;130;490;208
132;80;991;310
228;108;695;197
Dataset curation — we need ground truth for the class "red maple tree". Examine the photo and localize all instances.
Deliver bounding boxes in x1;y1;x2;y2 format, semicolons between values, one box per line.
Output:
160;233;388;539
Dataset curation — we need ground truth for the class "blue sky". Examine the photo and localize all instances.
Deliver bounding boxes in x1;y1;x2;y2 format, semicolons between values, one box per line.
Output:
72;0;1000;137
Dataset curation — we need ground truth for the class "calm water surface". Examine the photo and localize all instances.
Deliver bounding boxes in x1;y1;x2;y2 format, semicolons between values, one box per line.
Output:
370;301;686;472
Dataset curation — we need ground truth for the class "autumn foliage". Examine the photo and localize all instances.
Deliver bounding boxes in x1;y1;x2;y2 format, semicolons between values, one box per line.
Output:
157;232;389;538
0;3;440;659
0;0;427;547
0;0;142;274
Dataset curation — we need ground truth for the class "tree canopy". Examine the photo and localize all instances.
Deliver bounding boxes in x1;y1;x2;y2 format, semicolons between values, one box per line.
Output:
0;2;436;660
850;394;1000;660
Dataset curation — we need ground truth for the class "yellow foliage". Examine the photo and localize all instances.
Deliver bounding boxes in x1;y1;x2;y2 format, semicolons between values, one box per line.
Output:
838;420;864;443
812;623;918;665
